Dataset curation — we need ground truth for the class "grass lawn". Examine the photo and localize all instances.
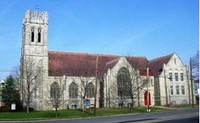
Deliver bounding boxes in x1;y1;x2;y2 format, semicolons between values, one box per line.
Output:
0;107;164;121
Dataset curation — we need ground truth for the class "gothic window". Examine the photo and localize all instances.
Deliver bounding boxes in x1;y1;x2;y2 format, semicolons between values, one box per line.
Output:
181;85;185;95
69;82;78;98
86;83;94;98
38;28;41;43
176;85;179;95
31;27;35;42
117;67;132;98
169;72;173;81
50;82;60;99
175;73;178;81
170;86;173;95
180;73;184;81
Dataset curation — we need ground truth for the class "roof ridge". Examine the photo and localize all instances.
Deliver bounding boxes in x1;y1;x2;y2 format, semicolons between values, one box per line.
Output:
49;50;122;57
126;56;147;58
106;57;120;65
49;51;149;58
149;53;174;62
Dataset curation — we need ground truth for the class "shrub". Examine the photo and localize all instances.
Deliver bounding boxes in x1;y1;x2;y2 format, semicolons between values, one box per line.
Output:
0;106;10;112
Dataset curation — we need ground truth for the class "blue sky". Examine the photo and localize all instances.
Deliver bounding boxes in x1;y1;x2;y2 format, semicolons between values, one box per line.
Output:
0;0;198;80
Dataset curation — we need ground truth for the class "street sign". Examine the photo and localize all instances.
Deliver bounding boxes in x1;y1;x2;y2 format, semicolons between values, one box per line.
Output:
84;99;90;109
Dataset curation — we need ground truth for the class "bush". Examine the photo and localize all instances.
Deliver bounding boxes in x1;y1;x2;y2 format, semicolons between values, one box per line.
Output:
0;106;10;112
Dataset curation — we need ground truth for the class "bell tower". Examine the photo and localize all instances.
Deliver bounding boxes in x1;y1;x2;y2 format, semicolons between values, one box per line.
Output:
22;8;48;57
21;8;48;110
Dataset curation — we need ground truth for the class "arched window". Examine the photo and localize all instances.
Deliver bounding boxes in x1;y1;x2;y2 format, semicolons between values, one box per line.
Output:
169;69;173;81
31;27;34;42
180;69;184;81
50;82;60;99
38;28;41;43
69;82;78;98
117;67;131;98
174;69;178;81
86;83;94;98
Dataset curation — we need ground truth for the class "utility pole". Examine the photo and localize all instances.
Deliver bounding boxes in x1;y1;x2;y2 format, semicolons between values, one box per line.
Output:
186;65;191;104
136;74;140;107
94;56;98;115
164;70;168;106
190;58;194;108
146;68;150;112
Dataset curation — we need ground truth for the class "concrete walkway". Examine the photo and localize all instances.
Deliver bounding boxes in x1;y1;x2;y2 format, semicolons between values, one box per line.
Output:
153;106;179;110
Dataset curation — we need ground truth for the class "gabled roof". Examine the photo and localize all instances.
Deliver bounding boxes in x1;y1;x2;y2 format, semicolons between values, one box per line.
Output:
148;53;174;76
126;56;148;71
139;69;154;76
48;51;176;77
48;51;149;77
48;51;117;77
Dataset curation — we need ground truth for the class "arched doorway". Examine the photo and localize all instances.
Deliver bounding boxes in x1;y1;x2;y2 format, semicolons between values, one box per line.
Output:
144;91;151;106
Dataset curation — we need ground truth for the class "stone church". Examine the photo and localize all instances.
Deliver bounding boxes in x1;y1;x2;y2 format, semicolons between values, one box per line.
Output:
20;9;192;110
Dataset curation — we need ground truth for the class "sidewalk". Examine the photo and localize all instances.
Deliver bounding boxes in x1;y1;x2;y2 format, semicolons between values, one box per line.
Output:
153;106;179;110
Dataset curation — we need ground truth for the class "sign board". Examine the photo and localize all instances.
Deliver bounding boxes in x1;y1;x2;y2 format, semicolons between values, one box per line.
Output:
84;99;90;109
11;103;16;110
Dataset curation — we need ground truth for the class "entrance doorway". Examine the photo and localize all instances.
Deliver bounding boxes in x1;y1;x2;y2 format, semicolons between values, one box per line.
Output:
144;91;151;106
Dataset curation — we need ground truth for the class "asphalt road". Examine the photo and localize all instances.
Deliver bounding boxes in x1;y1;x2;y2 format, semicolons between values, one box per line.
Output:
1;107;199;123
40;107;199;123
157;116;199;123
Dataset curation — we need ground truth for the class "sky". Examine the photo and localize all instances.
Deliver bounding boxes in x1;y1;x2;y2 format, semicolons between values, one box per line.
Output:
0;0;198;80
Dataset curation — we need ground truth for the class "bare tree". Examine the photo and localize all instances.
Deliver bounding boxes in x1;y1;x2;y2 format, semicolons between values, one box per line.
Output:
11;65;20;80
19;57;43;113
117;68;145;108
45;76;66;117
73;77;94;112
109;58;146;109
191;51;199;80
75;55;96;112
128;70;146;109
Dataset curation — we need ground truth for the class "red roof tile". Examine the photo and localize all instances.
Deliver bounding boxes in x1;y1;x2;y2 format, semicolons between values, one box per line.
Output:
148;53;174;76
48;51;149;77
139;69;154;76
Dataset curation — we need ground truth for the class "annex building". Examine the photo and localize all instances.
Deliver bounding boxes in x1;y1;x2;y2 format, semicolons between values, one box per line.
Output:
20;9;193;110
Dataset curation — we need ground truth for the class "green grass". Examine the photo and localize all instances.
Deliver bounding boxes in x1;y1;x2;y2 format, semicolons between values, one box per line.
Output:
0;107;165;121
0;110;92;121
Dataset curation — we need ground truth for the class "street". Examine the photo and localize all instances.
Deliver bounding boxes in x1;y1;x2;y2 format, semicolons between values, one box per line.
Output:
0;107;198;123
41;107;199;123
157;116;199;123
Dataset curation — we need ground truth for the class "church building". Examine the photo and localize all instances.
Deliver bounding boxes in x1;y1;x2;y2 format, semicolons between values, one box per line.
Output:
20;9;192;110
